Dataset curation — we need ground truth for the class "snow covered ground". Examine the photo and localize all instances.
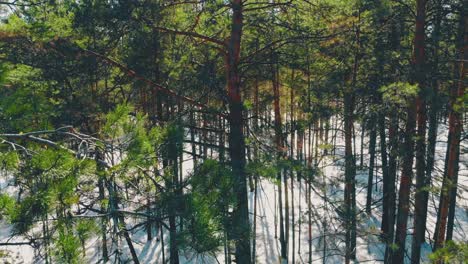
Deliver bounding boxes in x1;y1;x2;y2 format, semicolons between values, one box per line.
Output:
0;120;467;263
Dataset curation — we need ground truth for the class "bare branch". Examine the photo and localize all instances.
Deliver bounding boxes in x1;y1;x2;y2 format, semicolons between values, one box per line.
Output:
139;17;226;47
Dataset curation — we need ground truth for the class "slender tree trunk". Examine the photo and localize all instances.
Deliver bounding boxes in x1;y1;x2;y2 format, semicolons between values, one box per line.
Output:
393;1;426;262
308;175;312;264
96;150;109;263
445;4;467;243
383;11;401;263
344;91;357;263
366;118;377;215
420;0;442;246
272;55;287;263
383;112;398;263
344;11;360;262
378;112;389;199
290;74;296;264
160;221;166;264
252;173;258;264
314;119;319;166
297;116;304;256
324;118;330;156
360;118;365;168
146;191;152;241
392;104;416;263
411;0;429;262
252;73;260;264
434;7;466;250
120;216;140;264
411;55;429;264
226;2;251;263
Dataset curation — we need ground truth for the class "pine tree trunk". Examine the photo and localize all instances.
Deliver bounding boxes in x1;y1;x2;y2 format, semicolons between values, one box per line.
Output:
360;118;365;168
392;104;416;263
160;221;166;264
272;55;287;263
252;73;259;264
411;58;428;264
366;119;377;215
297;116;304;256
445;3;467;243
383;112;398;263
308;175;312;264
434;7;466;250
393;1;426;262
96;150;109;263
169;129;180;264
120;215;140;264
226;1;251;262
420;0;442;246
290;75;296;264
383;12;401;263
378;112;389;197
344;91;357;263
146;192;152;241
344;11;360;262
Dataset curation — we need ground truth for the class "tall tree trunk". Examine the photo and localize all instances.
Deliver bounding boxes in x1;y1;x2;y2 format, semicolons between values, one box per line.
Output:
272;55;287;263
96;150;109;263
378;113;389;198
434;6;466;250
251;72;260;264
290;73;296;264
226;1;251;262
411;48;429;264
344;91;357;263
168;126;181;264
411;0;430;261
422;0;442;243
393;0;426;262
444;3;467;243
366;118;377;215
383;113;398;264
146;190;152;241
308;173;312;264
383;9;401;263
360;119;365;168
297;115;304;257
392;105;416;263
344;11;360;262
160;220;166;264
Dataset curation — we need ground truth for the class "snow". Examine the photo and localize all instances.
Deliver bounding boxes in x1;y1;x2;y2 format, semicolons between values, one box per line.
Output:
1;120;467;263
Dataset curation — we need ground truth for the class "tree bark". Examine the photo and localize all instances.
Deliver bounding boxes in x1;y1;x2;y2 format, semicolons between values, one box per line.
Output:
434;5;466;250
226;1;251;262
383;10;401;264
290;73;296;264
272;54;287;263
420;0;442;246
393;1;426;262
344;11;360;262
344;91;357;263
366;118;377;215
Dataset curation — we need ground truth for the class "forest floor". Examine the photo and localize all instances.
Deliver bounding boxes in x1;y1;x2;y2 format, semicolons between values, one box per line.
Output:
0;122;467;264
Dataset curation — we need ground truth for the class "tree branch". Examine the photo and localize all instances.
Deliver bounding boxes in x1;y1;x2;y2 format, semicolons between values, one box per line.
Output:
139;17;226;47
82;49;226;118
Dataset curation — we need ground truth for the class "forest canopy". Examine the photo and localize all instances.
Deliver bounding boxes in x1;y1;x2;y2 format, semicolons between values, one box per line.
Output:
0;0;466;264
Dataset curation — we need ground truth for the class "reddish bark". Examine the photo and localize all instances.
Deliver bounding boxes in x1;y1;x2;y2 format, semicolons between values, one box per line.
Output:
393;0;426;262
225;1;251;263
434;10;467;251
